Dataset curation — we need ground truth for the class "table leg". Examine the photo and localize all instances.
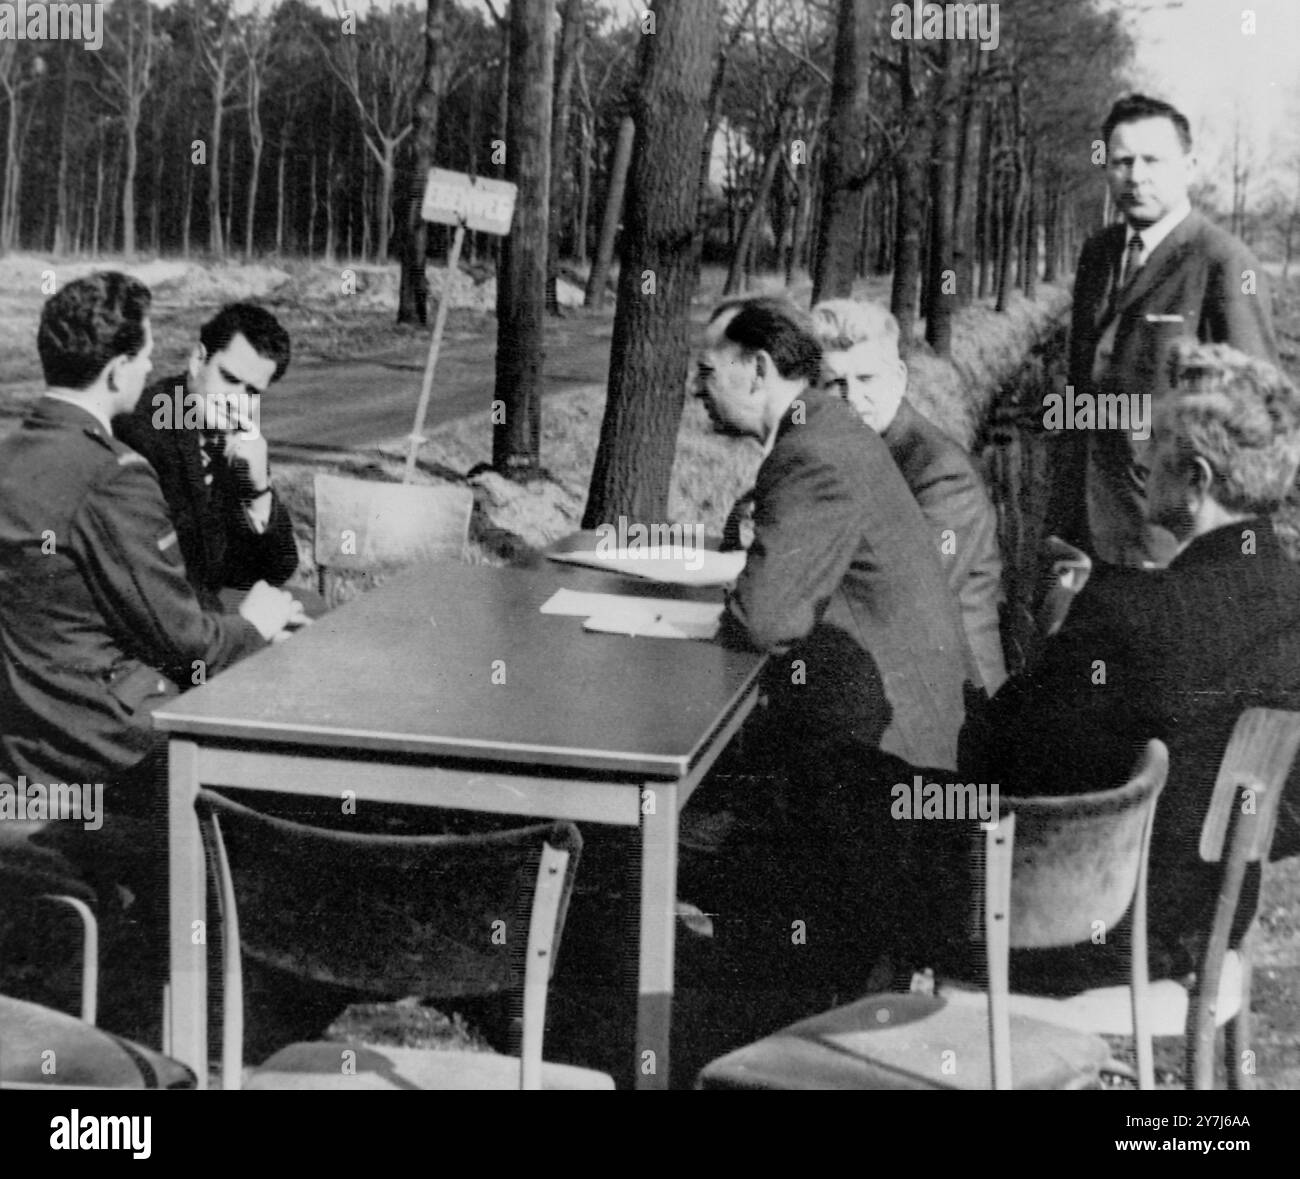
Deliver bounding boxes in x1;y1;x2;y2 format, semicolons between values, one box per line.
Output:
167;738;208;1089
635;780;678;1090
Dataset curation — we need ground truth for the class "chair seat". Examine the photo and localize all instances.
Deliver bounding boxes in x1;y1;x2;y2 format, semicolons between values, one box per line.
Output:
246;1041;615;1090
0;995;195;1090
697;992;1110;1090
997;951;1244;1037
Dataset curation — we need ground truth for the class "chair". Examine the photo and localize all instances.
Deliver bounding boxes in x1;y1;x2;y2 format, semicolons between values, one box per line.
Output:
195;789;614;1090
0;994;195;1089
0;818;100;1026
1009;708;1300;1089
313;473;473;607
697;740;1168;1091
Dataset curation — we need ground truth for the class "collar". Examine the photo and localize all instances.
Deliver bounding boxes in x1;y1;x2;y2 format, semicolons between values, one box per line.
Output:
40;392;113;436
764;388;811;458
1125;199;1191;264
1168;516;1277;571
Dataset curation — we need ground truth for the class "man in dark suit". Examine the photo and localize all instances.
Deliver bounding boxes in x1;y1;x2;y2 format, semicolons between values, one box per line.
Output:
812;297;1006;694
1052;94;1278;568
0;274;300;927
113;303;306;615
980;342;1300;975
692;298;977;989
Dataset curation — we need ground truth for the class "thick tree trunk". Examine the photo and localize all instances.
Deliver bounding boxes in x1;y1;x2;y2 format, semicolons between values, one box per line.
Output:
492;0;556;475
546;0;583;314
584;113;634;310
398;0;450;326
811;0;872;305
582;0;718;529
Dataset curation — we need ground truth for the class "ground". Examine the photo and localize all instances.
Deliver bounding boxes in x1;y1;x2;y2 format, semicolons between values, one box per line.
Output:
0;253;1298;1089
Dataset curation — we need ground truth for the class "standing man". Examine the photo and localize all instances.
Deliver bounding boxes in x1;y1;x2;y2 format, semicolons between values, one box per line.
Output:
693;298;976;989
114;303;305;614
1054;94;1277;567
812;297;1006;694
0;274;299;909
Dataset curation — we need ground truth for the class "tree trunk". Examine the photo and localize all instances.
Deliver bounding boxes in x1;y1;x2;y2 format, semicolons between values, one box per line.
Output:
208;86;225;255
575;107;592;263
890;47;924;350
584;114;634;309
996;83;1027;313
53;51;73;255
924;38;960;355
546;0;583;314
582;0;718;528
492;0;556;475
811;0;872;305
723;107;790;296
275;138;286;255
975;97;993;299
398;0;450;326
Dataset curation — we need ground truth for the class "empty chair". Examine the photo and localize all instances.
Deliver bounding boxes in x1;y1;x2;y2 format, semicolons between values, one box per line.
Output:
697;740;1168;1091
313;474;473;606
196;789;613;1090
1010;707;1300;1089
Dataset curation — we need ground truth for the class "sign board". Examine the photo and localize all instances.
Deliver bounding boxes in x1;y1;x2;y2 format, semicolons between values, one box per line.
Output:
421;168;517;236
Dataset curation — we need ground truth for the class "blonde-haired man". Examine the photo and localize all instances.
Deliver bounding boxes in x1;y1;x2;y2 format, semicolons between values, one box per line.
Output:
811;297;1006;693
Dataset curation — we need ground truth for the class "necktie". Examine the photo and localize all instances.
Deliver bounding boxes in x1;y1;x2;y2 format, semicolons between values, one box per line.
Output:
1120;232;1144;289
200;432;225;487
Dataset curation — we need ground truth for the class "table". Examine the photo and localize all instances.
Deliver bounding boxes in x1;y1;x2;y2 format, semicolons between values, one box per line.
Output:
155;558;766;1089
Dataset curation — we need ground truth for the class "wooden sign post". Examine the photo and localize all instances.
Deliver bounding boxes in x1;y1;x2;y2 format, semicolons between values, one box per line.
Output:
404;169;517;481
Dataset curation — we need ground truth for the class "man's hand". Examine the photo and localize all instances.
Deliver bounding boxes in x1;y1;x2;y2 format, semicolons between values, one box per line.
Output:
238;580;298;640
224;430;270;495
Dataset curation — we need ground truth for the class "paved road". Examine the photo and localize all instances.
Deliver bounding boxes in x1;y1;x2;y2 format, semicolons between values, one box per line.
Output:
261;314;619;450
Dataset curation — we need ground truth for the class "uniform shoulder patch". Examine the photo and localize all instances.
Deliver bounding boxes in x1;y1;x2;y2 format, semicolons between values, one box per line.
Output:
157;529;179;552
116;449;151;467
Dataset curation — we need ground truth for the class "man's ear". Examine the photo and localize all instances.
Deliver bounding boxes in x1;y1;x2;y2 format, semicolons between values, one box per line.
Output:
187;344;207;379
1189;454;1214;498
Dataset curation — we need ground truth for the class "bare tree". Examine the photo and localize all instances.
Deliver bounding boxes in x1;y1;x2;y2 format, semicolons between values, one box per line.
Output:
811;0;873;305
582;0;720;527
96;0;155;258
491;0;556;474
321;1;422;262
236;12;273;260
192;0;244;257
546;0;585;314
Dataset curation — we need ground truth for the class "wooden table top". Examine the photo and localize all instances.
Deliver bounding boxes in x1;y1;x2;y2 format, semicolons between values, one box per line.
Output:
154;559;766;779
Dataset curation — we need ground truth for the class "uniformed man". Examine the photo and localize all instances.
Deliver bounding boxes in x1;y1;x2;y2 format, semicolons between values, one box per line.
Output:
0;272;300;851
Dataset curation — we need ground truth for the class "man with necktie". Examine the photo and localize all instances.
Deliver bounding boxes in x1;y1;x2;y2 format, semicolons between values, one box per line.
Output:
1050;94;1278;568
113;303;314;615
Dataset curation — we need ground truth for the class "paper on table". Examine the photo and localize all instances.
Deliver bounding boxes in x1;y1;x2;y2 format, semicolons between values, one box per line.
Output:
539;589;723;639
545;546;746;587
582;599;722;641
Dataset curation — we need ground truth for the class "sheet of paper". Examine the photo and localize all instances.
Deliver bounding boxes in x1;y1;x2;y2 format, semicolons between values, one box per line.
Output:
545;546;746;588
582;599;722;641
539;589;722;639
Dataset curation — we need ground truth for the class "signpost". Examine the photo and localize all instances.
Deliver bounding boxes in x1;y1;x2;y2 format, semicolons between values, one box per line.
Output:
403;169;517;481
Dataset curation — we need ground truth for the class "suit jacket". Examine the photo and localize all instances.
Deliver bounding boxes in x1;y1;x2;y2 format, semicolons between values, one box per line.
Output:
976;519;1300;952
1054;210;1278;565
113;375;300;613
0;399;266;795
884;399;1006;694
724;390;975;775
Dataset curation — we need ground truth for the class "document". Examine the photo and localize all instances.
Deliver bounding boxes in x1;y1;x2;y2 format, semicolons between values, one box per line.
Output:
540;589;723;640
545;546;746;588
